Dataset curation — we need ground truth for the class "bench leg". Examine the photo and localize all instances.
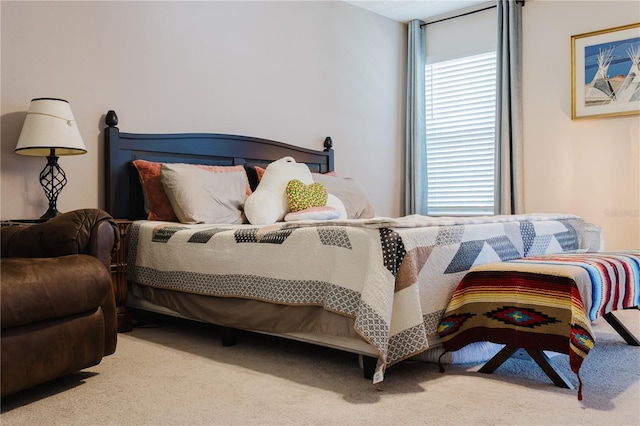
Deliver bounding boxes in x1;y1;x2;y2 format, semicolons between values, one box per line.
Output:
525;349;574;389
478;345;518;373
603;312;640;346
479;345;574;389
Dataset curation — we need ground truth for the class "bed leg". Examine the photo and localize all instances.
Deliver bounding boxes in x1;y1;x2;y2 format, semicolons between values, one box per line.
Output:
360;355;377;380
220;326;237;346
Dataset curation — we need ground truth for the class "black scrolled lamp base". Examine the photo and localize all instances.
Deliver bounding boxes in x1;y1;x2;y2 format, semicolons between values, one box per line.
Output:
39;152;68;219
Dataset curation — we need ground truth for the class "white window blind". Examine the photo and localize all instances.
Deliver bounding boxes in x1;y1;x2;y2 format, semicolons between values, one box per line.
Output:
425;51;496;215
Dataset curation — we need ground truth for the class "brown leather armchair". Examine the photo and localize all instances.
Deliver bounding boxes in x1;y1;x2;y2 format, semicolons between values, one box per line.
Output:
1;209;119;396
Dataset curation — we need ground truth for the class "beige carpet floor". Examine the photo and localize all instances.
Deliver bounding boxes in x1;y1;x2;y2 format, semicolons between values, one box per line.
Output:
2;309;639;425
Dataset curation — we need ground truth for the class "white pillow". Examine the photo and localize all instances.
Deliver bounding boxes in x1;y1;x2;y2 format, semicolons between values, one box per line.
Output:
244;157;313;224
160;163;247;224
284;206;340;222
312;173;376;219
326;194;347;219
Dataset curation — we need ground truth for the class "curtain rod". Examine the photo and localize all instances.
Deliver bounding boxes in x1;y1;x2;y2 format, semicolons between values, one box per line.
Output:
420;1;524;27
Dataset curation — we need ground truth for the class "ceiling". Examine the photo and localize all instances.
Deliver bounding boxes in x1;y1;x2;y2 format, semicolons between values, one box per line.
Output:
343;0;493;23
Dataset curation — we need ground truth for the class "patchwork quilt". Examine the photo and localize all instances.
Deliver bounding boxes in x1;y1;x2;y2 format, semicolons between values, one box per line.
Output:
127;214;602;382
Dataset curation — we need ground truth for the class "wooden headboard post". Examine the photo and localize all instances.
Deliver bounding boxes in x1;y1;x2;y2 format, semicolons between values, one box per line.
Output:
104;110;335;220
104;110;132;219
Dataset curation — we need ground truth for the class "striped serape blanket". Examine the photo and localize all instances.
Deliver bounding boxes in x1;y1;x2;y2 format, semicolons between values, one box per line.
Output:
438;252;639;399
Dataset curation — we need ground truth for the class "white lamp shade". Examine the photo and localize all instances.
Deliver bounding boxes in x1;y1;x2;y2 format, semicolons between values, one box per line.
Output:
15;98;87;156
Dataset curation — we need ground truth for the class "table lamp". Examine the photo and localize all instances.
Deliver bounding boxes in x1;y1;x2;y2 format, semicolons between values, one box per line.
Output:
14;98;87;219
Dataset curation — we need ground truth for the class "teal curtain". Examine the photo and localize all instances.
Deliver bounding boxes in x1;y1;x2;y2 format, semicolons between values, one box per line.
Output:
495;0;524;215
405;20;427;215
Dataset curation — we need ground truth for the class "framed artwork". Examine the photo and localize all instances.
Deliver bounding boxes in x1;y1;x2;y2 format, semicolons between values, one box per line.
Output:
571;22;640;119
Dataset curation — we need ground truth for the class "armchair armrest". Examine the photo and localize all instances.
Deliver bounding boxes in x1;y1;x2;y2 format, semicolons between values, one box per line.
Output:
1;209;119;270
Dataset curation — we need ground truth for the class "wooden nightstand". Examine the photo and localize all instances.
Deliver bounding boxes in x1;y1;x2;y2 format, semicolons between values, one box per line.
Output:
111;219;133;332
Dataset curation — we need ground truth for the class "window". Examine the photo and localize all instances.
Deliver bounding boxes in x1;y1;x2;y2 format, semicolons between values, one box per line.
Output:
425;51;497;215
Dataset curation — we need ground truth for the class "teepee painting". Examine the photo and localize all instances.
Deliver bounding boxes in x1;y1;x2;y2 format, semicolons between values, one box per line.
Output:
572;23;640;119
616;44;640;103
584;38;640;106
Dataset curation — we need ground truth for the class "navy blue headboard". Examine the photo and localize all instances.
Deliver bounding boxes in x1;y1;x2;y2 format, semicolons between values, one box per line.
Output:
103;110;334;219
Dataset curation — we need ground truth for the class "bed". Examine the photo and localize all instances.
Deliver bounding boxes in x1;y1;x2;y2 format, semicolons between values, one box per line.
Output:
103;110;604;383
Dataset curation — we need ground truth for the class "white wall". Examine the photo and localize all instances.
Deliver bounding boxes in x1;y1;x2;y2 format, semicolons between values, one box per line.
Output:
1;1;406;220
523;0;640;249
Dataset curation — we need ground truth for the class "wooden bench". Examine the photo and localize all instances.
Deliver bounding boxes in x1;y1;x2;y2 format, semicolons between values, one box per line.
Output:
438;252;639;400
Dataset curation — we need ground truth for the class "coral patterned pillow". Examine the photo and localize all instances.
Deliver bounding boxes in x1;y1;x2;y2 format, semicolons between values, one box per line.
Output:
255;165;266;181
133;160;178;222
286;179;328;212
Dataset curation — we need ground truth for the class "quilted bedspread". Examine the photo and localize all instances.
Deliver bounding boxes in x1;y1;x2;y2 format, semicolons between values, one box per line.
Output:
127;214;602;382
